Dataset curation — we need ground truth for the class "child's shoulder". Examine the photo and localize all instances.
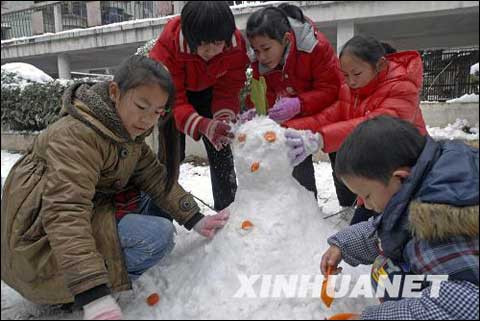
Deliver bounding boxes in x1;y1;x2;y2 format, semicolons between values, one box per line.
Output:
46;115;102;143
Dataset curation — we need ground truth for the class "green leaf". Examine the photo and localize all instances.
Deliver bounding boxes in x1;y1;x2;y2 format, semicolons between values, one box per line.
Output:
250;76;268;116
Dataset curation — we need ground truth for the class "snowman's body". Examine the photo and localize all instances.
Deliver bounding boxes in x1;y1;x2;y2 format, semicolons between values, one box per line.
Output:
124;117;374;319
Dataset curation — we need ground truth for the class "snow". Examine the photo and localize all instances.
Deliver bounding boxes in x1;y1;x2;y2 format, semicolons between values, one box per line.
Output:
230;1;285;10
1;62;53;86
427;118;479;141
471;62;479;75
1;150;22;191
1;118;478;320
446;93;479;103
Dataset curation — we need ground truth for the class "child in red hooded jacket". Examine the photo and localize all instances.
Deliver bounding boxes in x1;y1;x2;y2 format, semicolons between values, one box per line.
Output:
150;1;249;211
283;35;427;224
243;4;342;198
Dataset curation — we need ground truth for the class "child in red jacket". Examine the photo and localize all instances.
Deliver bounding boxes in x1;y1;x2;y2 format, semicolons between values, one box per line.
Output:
244;4;342;198
150;1;249;210
284;35;427;224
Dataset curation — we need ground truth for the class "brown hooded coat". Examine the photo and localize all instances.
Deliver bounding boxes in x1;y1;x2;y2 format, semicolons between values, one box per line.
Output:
1;82;200;304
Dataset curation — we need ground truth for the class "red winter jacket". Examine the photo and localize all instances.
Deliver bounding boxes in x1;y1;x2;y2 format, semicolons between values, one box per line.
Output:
149;16;249;140
285;51;427;153
247;18;342;123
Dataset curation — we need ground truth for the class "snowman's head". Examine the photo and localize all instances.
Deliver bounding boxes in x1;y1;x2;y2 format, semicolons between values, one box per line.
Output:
232;116;293;187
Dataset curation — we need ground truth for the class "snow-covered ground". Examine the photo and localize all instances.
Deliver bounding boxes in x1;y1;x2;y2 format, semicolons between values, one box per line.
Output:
1;119;478;320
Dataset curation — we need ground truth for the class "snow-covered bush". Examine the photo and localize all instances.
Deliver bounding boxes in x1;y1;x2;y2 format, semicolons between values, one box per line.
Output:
135;38;157;56
1;78;65;131
1;64;102;131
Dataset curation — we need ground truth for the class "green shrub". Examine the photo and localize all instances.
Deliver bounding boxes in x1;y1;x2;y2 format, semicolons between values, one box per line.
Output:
1;81;65;131
1;68;102;131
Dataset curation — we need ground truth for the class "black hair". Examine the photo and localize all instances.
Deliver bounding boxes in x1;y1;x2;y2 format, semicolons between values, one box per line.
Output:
381;42;397;54
246;4;305;41
181;1;235;52
114;55;175;111
114;55;179;192
339;34;386;67
277;3;306;23
335;115;426;185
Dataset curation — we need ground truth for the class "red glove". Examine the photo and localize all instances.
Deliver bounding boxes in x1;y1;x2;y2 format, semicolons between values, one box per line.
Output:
198;117;234;151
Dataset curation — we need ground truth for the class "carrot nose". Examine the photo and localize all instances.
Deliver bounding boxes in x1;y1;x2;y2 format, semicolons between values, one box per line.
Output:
251;161;260;172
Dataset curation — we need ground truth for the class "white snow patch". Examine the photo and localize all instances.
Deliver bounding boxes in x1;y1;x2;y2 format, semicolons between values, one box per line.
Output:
471;62;479;75
1;62;53;84
427;119;479;141
446;93;479;103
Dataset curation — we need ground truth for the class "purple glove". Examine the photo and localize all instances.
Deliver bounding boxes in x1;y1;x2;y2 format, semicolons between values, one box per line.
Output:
269;97;301;122
285;129;323;166
193;209;230;239
238;109;257;123
83;295;123;320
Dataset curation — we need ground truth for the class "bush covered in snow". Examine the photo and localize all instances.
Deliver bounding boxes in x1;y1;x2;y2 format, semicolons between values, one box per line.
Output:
1;79;65;131
1;65;102;131
135;38;157;57
1;62;53;87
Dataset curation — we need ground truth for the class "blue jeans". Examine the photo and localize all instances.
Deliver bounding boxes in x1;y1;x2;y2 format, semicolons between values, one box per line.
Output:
117;193;175;279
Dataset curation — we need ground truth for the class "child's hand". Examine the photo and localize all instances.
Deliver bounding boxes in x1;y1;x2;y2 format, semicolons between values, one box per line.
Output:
193;209;230;239
320;245;343;276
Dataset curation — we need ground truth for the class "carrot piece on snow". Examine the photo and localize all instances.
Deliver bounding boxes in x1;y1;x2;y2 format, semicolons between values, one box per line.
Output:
238;133;247;142
241;220;254;230
251;161;260;172
327;313;358;320
146;293;160;306
321;266;334;308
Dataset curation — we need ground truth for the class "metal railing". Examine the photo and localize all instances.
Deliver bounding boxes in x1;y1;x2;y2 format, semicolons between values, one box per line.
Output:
100;1;173;24
1;1;87;40
1;1;173;40
1;5;55;40
420;47;479;102
61;1;88;31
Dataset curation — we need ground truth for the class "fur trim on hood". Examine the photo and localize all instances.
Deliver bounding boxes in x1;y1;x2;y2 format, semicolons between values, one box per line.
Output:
409;201;479;241
61;81;152;144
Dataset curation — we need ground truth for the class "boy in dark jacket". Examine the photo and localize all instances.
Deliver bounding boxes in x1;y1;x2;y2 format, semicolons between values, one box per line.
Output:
321;116;479;319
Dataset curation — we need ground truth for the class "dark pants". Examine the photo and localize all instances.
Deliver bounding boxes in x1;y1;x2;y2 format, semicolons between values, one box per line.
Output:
328;152;377;225
328;152;357;206
293;155;318;199
180;88;237;211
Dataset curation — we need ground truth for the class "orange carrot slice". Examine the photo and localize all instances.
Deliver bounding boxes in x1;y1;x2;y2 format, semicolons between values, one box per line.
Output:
328;313;358;320
238;133;246;142
264;131;276;142
321;266;334;308
241;220;254;230
146;293;160;306
251;161;260;172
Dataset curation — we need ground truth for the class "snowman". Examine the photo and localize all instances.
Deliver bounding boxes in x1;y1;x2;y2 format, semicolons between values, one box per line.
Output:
122;117;375;319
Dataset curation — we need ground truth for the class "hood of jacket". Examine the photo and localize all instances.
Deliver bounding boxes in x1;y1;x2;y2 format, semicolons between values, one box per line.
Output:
256;17;318;74
61;81;152;144
352;51;423;98
378;136;479;261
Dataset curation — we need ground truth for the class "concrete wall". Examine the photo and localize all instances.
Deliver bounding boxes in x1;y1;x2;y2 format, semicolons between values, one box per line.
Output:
420;102;479;127
3;103;478;159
